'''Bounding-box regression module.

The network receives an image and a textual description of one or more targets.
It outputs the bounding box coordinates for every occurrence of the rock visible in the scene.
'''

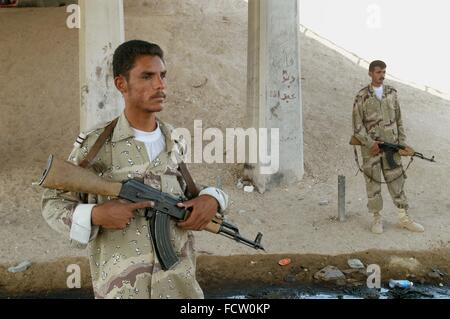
[432,268,446,277]
[236,178,244,189]
[427,270,442,279]
[284,274,296,283]
[314,265,346,282]
[8,260,32,273]
[342,268,362,275]
[319,199,329,206]
[244,185,254,193]
[347,258,365,269]
[192,76,208,88]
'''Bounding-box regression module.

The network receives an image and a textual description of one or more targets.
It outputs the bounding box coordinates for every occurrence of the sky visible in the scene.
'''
[299,0,449,94]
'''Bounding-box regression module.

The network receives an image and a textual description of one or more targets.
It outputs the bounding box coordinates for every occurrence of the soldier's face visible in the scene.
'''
[120,55,167,113]
[369,67,386,86]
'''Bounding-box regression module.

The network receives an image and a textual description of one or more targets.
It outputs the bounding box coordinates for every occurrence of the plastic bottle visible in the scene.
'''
[389,279,414,289]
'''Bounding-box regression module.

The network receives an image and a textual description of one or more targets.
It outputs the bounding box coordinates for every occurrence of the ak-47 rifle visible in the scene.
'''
[349,136,436,169]
[37,155,264,270]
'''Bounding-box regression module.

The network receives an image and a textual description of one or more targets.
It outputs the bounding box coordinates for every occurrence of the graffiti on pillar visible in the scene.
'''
[267,5,300,121]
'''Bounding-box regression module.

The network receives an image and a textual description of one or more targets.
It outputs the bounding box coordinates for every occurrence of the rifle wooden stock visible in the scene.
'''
[38,155,122,197]
[349,135,362,146]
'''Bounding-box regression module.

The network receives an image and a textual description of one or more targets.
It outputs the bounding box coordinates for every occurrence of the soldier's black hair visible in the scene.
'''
[113,40,165,79]
[369,60,387,72]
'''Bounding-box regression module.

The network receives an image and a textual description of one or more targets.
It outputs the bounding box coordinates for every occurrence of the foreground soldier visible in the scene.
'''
[352,60,424,234]
[42,40,229,298]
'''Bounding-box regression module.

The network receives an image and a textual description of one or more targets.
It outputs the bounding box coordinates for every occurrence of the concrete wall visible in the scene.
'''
[0,7,79,170]
[0,7,80,263]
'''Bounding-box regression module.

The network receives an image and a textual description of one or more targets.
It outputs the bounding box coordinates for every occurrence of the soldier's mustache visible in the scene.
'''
[151,92,166,99]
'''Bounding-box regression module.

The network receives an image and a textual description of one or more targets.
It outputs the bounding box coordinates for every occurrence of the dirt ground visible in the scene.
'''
[0,1,449,295]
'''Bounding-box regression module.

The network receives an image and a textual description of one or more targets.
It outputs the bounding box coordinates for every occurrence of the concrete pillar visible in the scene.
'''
[79,0,125,132]
[246,0,304,192]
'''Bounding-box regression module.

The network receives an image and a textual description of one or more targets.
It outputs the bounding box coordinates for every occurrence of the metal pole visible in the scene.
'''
[338,175,346,222]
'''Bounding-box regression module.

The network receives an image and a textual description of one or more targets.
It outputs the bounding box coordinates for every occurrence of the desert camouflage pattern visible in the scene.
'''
[352,84,408,213]
[42,112,204,299]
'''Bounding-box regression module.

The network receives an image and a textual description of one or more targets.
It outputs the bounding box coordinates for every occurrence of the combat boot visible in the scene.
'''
[398,208,424,232]
[371,212,383,234]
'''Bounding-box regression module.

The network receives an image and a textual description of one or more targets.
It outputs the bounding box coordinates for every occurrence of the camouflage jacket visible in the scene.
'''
[352,84,407,158]
[41,112,228,299]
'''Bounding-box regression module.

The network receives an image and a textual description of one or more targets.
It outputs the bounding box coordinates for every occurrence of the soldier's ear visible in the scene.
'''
[114,75,128,95]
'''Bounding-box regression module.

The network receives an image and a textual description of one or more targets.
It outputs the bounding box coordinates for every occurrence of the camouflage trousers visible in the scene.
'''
[362,153,409,214]
[89,217,204,299]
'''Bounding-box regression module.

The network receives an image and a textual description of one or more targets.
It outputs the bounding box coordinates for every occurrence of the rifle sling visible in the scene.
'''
[178,161,200,199]
[79,117,199,198]
[79,118,119,169]
[352,145,413,184]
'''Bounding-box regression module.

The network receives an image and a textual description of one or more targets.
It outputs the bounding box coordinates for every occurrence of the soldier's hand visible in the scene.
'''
[176,195,219,231]
[399,145,415,156]
[369,141,381,157]
[91,200,154,229]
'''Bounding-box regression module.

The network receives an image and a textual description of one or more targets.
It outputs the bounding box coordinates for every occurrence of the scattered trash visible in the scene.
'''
[314,266,345,282]
[278,258,292,266]
[238,209,246,214]
[389,279,414,289]
[439,283,444,287]
[319,199,329,206]
[8,260,32,273]
[347,259,365,269]
[244,185,254,193]
[250,261,257,265]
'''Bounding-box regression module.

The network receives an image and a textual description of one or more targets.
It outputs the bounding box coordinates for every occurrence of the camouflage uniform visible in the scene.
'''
[42,112,224,299]
[352,84,408,214]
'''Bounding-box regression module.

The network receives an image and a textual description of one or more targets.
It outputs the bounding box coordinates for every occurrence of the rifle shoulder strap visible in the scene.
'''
[79,117,119,169]
[178,161,200,199]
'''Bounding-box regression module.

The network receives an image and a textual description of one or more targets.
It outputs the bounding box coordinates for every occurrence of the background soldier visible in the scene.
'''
[42,40,229,298]
[352,60,424,234]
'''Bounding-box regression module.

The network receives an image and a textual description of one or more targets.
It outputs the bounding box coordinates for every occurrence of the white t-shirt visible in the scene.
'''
[131,124,166,162]
[373,85,383,100]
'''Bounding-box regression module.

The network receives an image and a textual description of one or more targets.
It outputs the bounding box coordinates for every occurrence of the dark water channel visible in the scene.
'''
[2,284,450,299]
